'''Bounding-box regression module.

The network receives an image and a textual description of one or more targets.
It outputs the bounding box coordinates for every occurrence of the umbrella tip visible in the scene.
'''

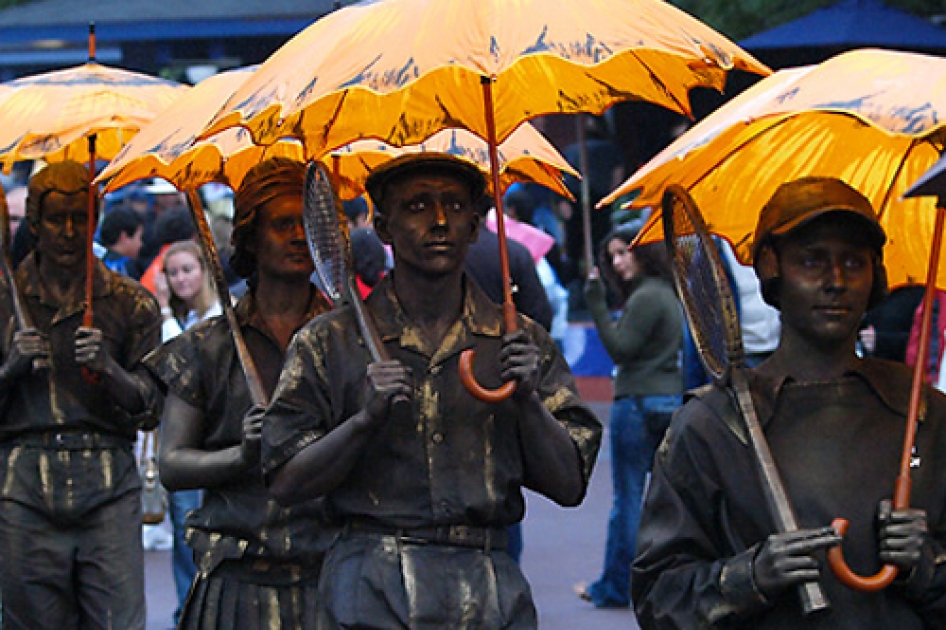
[88,22,96,62]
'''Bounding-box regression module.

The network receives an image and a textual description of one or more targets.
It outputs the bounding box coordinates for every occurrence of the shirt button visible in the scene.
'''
[429,365,442,375]
[432,432,444,444]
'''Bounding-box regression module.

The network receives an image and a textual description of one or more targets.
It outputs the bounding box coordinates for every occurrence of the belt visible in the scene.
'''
[12,430,131,450]
[213,557,321,587]
[345,520,508,552]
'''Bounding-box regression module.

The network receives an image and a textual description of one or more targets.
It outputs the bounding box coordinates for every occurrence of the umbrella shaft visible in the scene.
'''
[481,76,518,333]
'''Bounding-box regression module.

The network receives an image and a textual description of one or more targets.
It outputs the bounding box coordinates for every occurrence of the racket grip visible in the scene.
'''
[798,579,831,616]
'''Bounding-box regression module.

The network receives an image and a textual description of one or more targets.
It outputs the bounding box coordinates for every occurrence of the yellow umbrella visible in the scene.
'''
[98,67,578,198]
[0,60,187,173]
[602,47,946,592]
[600,48,946,290]
[196,0,769,400]
[200,0,768,154]
[328,127,578,200]
[0,28,188,381]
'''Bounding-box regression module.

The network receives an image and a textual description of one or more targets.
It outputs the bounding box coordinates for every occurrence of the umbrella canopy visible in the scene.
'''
[97,68,578,198]
[329,127,578,200]
[194,0,768,402]
[0,61,188,172]
[199,0,770,158]
[599,48,946,290]
[0,38,189,383]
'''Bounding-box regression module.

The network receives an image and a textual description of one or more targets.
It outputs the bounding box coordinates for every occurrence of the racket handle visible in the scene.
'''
[798,579,831,616]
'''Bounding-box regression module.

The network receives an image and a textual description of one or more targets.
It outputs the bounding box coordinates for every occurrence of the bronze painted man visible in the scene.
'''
[633,177,946,629]
[145,158,333,629]
[261,153,602,629]
[0,160,162,629]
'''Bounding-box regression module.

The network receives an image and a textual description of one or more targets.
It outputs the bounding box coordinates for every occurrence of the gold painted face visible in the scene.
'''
[36,191,89,268]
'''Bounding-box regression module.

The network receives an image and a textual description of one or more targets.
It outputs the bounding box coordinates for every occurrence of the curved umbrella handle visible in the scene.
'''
[827,518,898,591]
[460,76,522,404]
[459,349,517,403]
[827,201,946,592]
[460,298,519,402]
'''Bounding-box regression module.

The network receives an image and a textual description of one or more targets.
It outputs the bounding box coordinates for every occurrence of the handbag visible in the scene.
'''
[140,430,167,525]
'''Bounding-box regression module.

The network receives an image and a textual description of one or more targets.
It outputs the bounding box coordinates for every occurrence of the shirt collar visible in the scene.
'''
[236,284,332,335]
[19,251,115,308]
[369,272,504,360]
[752,354,919,424]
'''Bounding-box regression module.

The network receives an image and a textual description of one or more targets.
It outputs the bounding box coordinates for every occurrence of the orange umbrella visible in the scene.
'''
[98,68,578,199]
[600,48,946,290]
[328,127,578,201]
[199,0,769,400]
[603,47,946,593]
[200,0,768,153]
[0,27,188,383]
[0,60,187,173]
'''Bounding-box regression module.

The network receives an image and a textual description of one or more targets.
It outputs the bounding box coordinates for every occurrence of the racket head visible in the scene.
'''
[303,161,351,306]
[661,184,745,384]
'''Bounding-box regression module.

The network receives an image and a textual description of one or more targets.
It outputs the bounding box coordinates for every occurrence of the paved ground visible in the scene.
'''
[145,401,640,630]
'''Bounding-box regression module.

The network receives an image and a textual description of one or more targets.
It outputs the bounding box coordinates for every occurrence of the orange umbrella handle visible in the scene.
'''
[828,202,946,591]
[459,77,518,402]
[827,523,899,592]
[459,351,517,403]
[827,473,910,592]
[82,133,101,385]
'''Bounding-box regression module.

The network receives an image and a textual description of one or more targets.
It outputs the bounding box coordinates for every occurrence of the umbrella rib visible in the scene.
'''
[626,49,692,118]
[877,137,921,221]
[314,90,350,158]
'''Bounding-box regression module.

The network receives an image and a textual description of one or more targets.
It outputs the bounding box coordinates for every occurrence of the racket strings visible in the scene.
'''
[666,190,741,382]
[304,163,350,305]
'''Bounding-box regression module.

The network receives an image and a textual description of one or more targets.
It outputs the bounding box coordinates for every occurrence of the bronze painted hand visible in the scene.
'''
[753,527,841,600]
[500,329,541,402]
[364,360,413,426]
[7,328,50,377]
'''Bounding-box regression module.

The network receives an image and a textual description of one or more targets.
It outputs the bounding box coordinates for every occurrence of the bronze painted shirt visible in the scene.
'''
[0,252,161,441]
[261,274,601,529]
[633,358,946,629]
[145,287,333,564]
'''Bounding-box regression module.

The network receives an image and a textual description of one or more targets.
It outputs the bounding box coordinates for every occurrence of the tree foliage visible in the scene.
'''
[671,0,946,41]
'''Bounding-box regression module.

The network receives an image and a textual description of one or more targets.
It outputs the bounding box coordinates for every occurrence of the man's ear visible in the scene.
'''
[468,212,481,243]
[754,243,782,309]
[374,212,393,245]
[755,243,779,283]
[244,228,259,258]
